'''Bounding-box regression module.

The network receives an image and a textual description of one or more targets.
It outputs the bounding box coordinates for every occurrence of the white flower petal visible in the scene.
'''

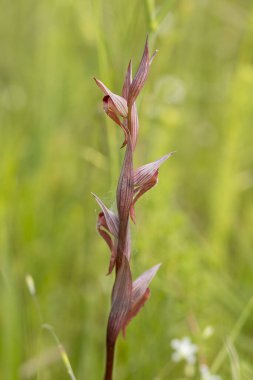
[171,352,181,362]
[186,354,196,364]
[199,364,222,380]
[171,339,181,349]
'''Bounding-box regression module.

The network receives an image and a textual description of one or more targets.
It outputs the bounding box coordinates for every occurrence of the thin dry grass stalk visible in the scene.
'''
[93,37,173,380]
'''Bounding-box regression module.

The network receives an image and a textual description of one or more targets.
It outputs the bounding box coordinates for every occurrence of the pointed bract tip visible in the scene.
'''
[149,263,162,275]
[93,77,101,88]
[163,151,176,160]
[145,35,149,51]
[120,140,127,149]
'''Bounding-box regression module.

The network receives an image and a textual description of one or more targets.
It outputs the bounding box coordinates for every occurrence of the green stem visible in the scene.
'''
[211,296,253,372]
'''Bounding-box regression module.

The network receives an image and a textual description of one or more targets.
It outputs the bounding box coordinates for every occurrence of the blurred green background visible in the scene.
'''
[1,0,253,379]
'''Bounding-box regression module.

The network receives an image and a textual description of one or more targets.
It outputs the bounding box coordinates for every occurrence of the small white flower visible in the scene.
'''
[171,336,198,364]
[200,364,222,380]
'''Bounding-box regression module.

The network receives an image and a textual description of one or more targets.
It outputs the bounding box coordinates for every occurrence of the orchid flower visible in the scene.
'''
[93,37,173,380]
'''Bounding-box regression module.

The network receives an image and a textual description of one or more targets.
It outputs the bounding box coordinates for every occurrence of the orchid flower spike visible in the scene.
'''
[93,37,173,380]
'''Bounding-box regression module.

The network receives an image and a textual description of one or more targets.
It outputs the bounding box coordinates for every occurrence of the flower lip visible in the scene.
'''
[94,77,128,117]
[92,192,119,237]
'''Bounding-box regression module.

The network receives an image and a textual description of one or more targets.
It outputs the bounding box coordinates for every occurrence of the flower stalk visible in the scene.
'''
[93,37,173,380]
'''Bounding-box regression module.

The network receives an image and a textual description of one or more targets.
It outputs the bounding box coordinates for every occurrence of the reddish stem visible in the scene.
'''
[104,91,133,380]
[104,338,116,380]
